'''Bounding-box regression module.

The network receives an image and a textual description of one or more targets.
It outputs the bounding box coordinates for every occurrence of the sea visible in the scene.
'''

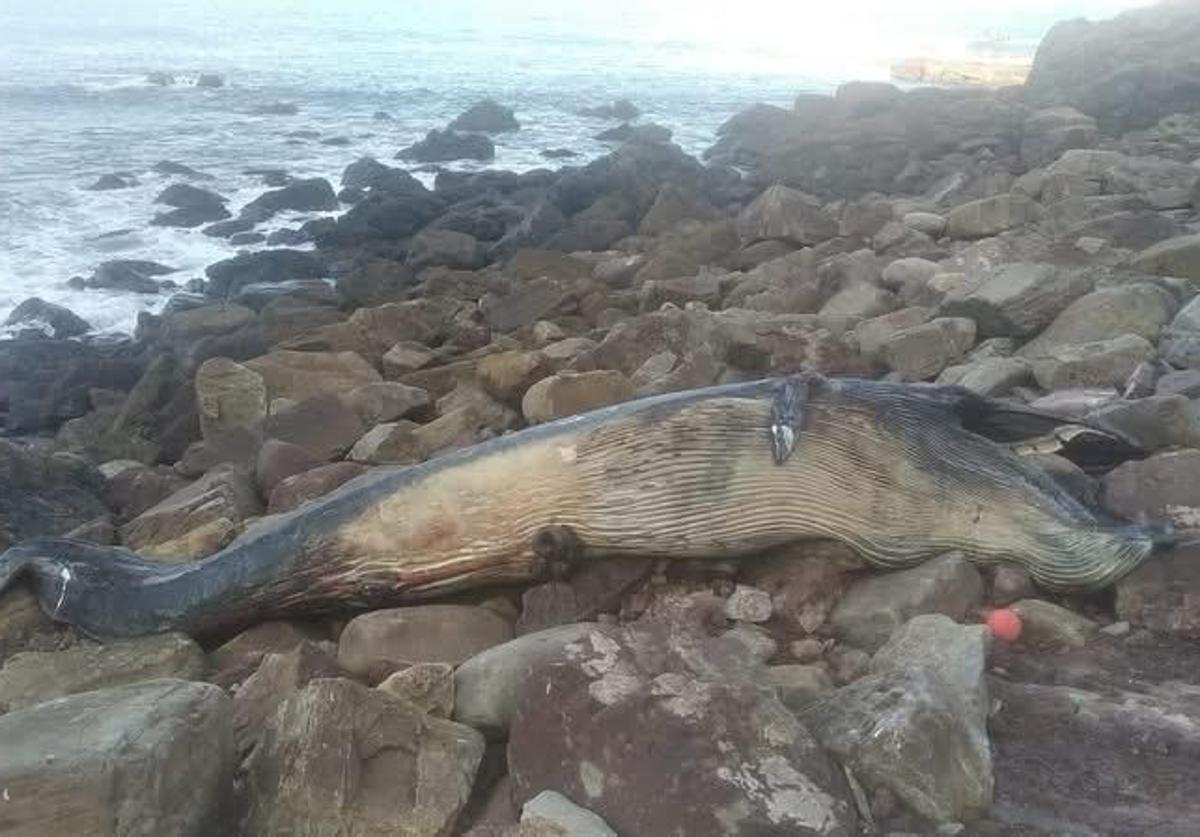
[0,0,1144,334]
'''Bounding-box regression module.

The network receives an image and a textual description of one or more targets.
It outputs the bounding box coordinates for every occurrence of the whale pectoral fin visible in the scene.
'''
[769,371,827,464]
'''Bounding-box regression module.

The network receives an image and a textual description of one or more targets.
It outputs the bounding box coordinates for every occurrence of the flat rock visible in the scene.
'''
[830,554,984,651]
[945,194,1041,240]
[521,369,635,423]
[246,677,484,837]
[938,262,1091,339]
[244,349,380,402]
[339,605,515,684]
[881,317,976,381]
[1017,283,1177,358]
[120,465,261,559]
[0,679,234,836]
[1103,449,1200,526]
[268,461,366,513]
[1028,333,1157,391]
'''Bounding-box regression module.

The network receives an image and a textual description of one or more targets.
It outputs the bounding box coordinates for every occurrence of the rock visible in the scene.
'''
[268,461,366,513]
[1115,544,1200,638]
[0,633,204,712]
[724,585,774,623]
[768,664,836,713]
[1029,333,1157,391]
[120,465,261,559]
[988,564,1035,607]
[240,177,338,221]
[1132,233,1200,281]
[0,679,234,836]
[0,585,60,663]
[1020,107,1097,168]
[232,640,342,753]
[383,341,436,377]
[207,620,328,687]
[342,381,430,426]
[519,791,617,837]
[801,615,991,823]
[85,258,176,293]
[205,249,325,299]
[593,122,671,143]
[945,194,1042,240]
[738,184,838,246]
[740,542,862,634]
[194,357,267,440]
[153,160,213,179]
[152,184,230,227]
[258,393,367,461]
[449,99,519,132]
[516,559,652,636]
[1087,394,1200,452]
[1023,1,1200,133]
[252,101,299,115]
[339,605,515,684]
[881,317,976,381]
[1161,295,1200,368]
[341,156,426,194]
[854,306,932,359]
[902,212,946,238]
[85,172,135,190]
[508,625,856,836]
[253,438,321,496]
[1103,449,1200,526]
[243,349,380,402]
[453,623,601,736]
[938,262,1091,339]
[1009,599,1097,649]
[410,227,487,270]
[483,277,568,333]
[378,662,455,718]
[881,257,939,292]
[581,99,640,120]
[246,678,484,837]
[1157,368,1200,398]
[521,370,635,423]
[830,554,984,651]
[817,281,897,333]
[475,350,550,404]
[4,297,92,338]
[347,420,422,465]
[1018,283,1177,358]
[399,129,495,163]
[638,182,719,236]
[939,357,1033,397]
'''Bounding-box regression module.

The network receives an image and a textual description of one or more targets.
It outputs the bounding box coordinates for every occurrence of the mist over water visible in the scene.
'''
[0,0,1144,333]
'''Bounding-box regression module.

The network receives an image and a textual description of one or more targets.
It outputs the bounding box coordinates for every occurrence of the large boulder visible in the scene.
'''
[0,679,234,836]
[245,677,484,837]
[194,357,267,440]
[938,262,1091,339]
[205,249,326,298]
[521,370,635,423]
[341,156,427,195]
[152,184,230,227]
[1028,333,1158,390]
[1017,283,1178,358]
[944,194,1042,240]
[737,184,839,246]
[4,297,91,339]
[243,349,380,402]
[240,177,338,221]
[508,624,857,836]
[1132,233,1200,281]
[449,98,519,132]
[1019,106,1098,168]
[0,440,107,548]
[1023,1,1200,133]
[399,129,495,163]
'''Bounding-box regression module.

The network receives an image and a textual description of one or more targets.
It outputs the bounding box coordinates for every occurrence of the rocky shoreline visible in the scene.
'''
[4,3,1200,835]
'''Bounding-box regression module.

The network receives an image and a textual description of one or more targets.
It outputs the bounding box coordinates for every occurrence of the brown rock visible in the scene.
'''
[740,541,862,634]
[477,350,551,404]
[348,420,423,465]
[120,465,261,558]
[738,184,839,246]
[232,640,342,754]
[881,317,977,380]
[382,340,437,377]
[246,678,485,837]
[1017,284,1178,359]
[341,380,431,425]
[516,558,653,635]
[1010,599,1097,649]
[377,661,455,718]
[194,357,267,440]
[521,370,635,423]
[208,620,330,688]
[1087,395,1200,452]
[1116,545,1200,638]
[338,605,515,684]
[0,585,60,664]
[484,277,569,333]
[938,262,1092,339]
[268,461,367,513]
[244,349,381,402]
[260,393,367,461]
[1103,449,1200,526]
[1028,334,1157,390]
[254,438,321,496]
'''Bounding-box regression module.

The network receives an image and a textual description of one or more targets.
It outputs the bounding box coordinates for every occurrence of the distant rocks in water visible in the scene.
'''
[286,129,321,140]
[540,148,579,159]
[203,217,256,239]
[244,168,292,188]
[239,177,338,222]
[448,98,519,132]
[373,110,394,121]
[1024,0,1200,133]
[230,232,267,246]
[320,136,351,147]
[594,122,672,143]
[252,101,300,116]
[204,249,326,298]
[85,173,137,191]
[152,160,214,180]
[152,183,231,228]
[146,71,175,86]
[196,73,224,88]
[74,259,176,294]
[397,129,495,163]
[4,297,92,339]
[147,72,225,89]
[340,156,425,196]
[580,98,641,120]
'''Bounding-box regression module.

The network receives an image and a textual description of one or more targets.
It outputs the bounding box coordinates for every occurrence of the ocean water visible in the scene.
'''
[0,0,1143,334]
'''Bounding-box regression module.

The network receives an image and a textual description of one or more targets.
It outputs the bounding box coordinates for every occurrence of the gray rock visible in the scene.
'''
[1102,449,1200,527]
[1018,284,1177,359]
[881,317,976,381]
[232,640,342,754]
[902,212,946,238]
[378,661,455,718]
[854,306,932,359]
[938,262,1092,339]
[830,554,984,651]
[1132,233,1200,280]
[1087,394,1200,451]
[768,664,836,713]
[945,194,1041,240]
[520,791,618,837]
[1009,599,1097,648]
[4,297,92,338]
[1020,106,1097,168]
[738,184,839,246]
[1116,544,1200,638]
[938,357,1033,397]
[1028,333,1158,391]
[0,679,234,836]
[1160,295,1200,367]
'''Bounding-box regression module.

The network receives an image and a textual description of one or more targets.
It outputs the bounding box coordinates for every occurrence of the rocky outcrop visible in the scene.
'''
[399,129,496,163]
[450,99,520,132]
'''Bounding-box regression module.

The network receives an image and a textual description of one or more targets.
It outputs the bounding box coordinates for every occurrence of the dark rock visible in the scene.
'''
[205,249,325,298]
[156,183,227,211]
[1020,106,1098,168]
[517,558,653,635]
[594,122,672,143]
[260,393,366,462]
[1116,544,1200,638]
[202,217,255,238]
[240,177,337,222]
[267,461,366,514]
[540,148,578,159]
[232,640,342,754]
[340,156,426,195]
[228,231,265,245]
[85,173,135,190]
[581,99,640,120]
[326,189,446,245]
[152,160,213,180]
[1102,449,1200,526]
[86,259,176,293]
[408,228,486,270]
[4,297,91,338]
[0,440,107,546]
[254,438,321,497]
[1086,395,1200,452]
[449,98,520,132]
[399,129,495,163]
[207,620,329,688]
[196,73,224,88]
[938,262,1091,339]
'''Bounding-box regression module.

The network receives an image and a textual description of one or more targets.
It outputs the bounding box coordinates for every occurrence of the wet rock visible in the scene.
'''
[341,156,425,195]
[738,184,839,246]
[194,357,267,440]
[521,369,635,423]
[938,262,1091,339]
[246,678,484,837]
[85,258,176,293]
[1009,599,1097,649]
[0,679,234,836]
[509,625,856,836]
[399,129,495,163]
[0,440,108,544]
[240,177,338,221]
[1103,449,1200,526]
[1116,544,1200,638]
[880,317,976,380]
[453,623,602,736]
[520,791,617,837]
[203,217,255,238]
[153,160,213,179]
[768,664,836,713]
[1028,333,1157,390]
[378,661,455,718]
[1087,394,1200,451]
[945,194,1041,240]
[410,227,487,270]
[205,249,325,298]
[243,349,380,402]
[830,554,984,651]
[120,465,261,559]
[801,615,991,823]
[232,640,341,754]
[267,461,366,513]
[0,632,204,712]
[339,605,515,684]
[449,98,519,132]
[4,297,91,339]
[85,172,136,190]
[152,184,230,227]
